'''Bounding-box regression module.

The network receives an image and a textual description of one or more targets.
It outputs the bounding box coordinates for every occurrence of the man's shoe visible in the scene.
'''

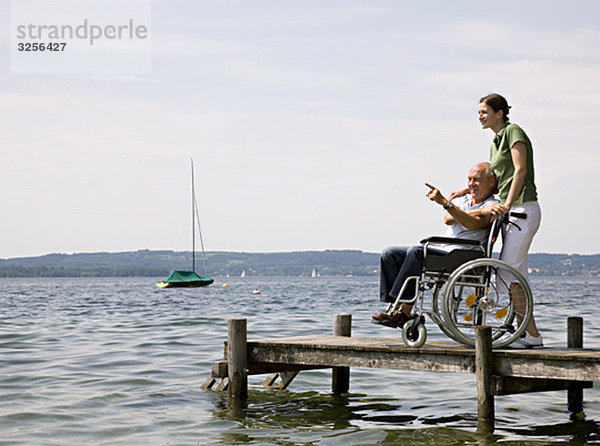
[371,312,390,323]
[371,311,409,328]
[511,332,543,349]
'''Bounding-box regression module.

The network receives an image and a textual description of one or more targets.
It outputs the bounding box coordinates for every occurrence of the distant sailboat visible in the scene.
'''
[241,270,246,278]
[157,159,214,288]
[311,269,317,277]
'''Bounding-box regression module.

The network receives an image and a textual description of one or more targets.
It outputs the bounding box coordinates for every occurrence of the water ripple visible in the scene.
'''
[1,276,599,444]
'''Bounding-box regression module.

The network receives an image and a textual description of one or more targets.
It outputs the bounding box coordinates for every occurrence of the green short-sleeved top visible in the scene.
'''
[489,122,538,205]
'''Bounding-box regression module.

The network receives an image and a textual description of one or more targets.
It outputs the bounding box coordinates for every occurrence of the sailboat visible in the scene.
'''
[157,159,214,288]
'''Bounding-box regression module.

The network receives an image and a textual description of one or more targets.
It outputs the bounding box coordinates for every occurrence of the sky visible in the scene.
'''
[1,0,599,259]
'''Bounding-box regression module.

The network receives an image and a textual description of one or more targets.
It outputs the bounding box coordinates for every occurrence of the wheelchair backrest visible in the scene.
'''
[422,215,500,276]
[421,211,510,277]
[424,248,484,274]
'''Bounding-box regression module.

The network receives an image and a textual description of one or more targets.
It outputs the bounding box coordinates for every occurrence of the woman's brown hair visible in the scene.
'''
[480,93,511,122]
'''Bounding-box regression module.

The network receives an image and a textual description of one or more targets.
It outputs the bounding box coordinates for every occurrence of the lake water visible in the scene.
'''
[1,275,600,445]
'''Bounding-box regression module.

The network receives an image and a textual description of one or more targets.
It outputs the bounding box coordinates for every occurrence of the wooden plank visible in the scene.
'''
[260,371,300,390]
[216,377,229,391]
[200,376,217,390]
[210,359,330,376]
[247,337,476,374]
[245,335,600,382]
[493,355,600,381]
[493,376,593,396]
[201,376,229,391]
[211,360,228,378]
[261,373,280,388]
[248,362,328,375]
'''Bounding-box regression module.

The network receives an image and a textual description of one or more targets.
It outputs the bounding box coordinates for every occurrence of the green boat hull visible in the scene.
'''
[157,271,214,288]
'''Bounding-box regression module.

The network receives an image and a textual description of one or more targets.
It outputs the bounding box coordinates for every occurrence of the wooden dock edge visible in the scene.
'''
[203,315,593,433]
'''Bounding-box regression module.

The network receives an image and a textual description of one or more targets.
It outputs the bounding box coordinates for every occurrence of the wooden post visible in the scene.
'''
[567,317,584,415]
[332,313,351,394]
[228,318,248,401]
[475,326,494,434]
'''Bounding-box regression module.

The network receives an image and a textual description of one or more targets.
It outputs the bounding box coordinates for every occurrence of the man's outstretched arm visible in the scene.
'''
[425,183,494,230]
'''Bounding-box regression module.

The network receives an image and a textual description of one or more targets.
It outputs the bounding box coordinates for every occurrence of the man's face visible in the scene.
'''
[468,166,495,203]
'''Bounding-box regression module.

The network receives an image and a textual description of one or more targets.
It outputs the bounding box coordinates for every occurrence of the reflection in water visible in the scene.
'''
[503,419,600,444]
[211,389,511,444]
[210,376,600,444]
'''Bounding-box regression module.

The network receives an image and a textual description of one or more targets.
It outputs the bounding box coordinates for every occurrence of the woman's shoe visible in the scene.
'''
[511,332,543,349]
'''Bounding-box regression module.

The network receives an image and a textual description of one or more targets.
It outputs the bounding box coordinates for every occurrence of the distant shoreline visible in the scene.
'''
[4,249,599,260]
[0,250,598,278]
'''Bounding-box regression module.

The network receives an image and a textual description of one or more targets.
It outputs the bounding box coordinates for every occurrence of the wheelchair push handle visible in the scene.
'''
[508,211,527,220]
[488,210,527,253]
[498,211,527,231]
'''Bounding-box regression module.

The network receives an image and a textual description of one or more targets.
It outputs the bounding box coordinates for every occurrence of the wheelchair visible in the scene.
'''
[385,212,533,349]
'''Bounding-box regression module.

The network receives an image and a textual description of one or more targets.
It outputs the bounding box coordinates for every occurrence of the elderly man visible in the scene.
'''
[372,162,499,328]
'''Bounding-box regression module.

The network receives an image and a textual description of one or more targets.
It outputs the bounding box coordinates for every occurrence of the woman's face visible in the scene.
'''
[478,102,504,131]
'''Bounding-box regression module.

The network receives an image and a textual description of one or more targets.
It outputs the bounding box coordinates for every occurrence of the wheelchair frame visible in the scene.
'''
[385,213,534,348]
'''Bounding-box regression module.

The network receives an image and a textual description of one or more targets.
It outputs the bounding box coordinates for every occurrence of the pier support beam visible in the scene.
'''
[475,326,494,434]
[332,313,351,394]
[228,318,248,402]
[568,316,584,416]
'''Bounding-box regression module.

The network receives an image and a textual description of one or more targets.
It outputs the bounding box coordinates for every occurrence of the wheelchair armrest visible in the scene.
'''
[419,236,482,247]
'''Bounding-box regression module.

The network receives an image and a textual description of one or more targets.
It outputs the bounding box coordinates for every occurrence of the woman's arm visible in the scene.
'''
[448,187,469,201]
[486,141,528,219]
[504,141,528,208]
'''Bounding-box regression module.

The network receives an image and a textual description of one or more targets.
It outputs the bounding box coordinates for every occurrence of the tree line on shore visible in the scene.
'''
[0,250,598,278]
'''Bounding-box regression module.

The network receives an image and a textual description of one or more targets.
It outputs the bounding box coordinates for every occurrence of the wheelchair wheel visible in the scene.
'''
[440,258,533,348]
[402,317,427,348]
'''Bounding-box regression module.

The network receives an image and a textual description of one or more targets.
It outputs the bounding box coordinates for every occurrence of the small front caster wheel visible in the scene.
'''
[402,318,427,348]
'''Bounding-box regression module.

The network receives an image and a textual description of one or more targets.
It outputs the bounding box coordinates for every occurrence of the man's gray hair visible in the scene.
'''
[480,162,495,178]
[477,161,498,193]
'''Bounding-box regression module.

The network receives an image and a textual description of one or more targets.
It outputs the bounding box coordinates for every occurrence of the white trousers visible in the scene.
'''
[499,200,542,282]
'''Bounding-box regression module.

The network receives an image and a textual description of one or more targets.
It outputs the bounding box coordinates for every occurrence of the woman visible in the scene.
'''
[452,93,542,348]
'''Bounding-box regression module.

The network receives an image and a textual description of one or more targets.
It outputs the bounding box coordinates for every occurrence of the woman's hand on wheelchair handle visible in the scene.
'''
[487,203,510,220]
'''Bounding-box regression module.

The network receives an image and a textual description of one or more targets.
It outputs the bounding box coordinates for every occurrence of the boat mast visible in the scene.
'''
[191,157,210,277]
[191,158,196,273]
[194,181,210,276]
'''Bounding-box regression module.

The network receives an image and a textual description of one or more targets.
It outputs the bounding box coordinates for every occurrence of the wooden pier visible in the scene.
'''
[203,315,599,433]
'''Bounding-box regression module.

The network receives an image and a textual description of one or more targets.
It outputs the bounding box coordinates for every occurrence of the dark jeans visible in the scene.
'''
[379,245,447,303]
